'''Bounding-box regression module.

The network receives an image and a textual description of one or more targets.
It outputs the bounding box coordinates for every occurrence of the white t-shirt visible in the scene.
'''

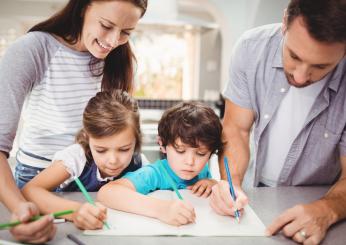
[260,80,327,186]
[53,144,114,189]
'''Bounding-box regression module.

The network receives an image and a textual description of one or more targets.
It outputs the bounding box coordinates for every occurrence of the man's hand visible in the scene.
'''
[187,179,217,198]
[266,200,336,245]
[9,202,56,244]
[209,180,248,216]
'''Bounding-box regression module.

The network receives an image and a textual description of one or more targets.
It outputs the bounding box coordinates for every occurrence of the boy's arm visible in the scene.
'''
[22,161,82,220]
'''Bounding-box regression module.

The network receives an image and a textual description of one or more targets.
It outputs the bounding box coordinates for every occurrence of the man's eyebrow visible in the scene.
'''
[288,47,331,67]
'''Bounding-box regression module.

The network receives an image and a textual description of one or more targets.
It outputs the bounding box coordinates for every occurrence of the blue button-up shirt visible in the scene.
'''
[223,23,346,186]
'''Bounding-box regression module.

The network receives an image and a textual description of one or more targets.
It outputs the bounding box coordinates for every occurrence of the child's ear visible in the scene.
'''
[157,137,167,154]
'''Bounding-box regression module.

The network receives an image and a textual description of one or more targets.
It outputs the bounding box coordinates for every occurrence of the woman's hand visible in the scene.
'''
[10,202,56,244]
[72,202,107,230]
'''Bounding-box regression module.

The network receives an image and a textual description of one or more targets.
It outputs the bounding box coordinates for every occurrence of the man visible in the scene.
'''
[210,0,346,244]
[0,153,56,243]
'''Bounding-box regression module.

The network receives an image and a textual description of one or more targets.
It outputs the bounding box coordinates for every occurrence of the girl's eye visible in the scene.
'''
[119,148,130,152]
[101,23,112,30]
[314,65,327,70]
[121,30,131,36]
[96,150,106,154]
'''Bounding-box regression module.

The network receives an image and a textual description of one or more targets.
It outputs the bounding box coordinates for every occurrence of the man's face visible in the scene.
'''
[282,16,345,88]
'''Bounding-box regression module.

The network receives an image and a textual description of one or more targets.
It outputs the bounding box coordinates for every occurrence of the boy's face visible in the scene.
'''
[161,138,212,180]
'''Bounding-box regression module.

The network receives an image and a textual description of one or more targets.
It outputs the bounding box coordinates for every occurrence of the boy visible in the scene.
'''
[98,102,223,226]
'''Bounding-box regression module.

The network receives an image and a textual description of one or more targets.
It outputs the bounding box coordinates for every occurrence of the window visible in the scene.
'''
[132,25,200,100]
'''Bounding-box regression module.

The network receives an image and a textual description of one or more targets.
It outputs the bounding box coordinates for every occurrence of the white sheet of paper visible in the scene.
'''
[84,190,266,236]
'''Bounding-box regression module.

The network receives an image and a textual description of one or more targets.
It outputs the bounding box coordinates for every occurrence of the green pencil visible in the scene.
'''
[74,177,111,229]
[0,209,74,230]
[160,160,183,200]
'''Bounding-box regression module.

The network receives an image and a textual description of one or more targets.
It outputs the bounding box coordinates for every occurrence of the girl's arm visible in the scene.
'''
[22,161,106,230]
[22,161,80,218]
[97,179,196,226]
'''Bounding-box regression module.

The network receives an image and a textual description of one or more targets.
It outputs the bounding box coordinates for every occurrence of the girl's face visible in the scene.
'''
[79,1,142,59]
[161,138,212,180]
[89,126,136,178]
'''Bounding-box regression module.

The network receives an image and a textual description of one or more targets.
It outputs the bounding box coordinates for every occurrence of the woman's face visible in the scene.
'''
[80,1,142,59]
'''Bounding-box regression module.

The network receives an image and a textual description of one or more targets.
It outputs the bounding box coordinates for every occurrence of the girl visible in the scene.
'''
[23,90,142,230]
[98,102,224,226]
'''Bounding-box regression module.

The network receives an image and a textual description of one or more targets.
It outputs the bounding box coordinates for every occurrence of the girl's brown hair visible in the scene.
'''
[158,102,224,156]
[29,0,148,92]
[76,90,141,160]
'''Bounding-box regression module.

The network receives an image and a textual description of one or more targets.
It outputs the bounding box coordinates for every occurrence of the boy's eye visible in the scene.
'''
[96,150,106,154]
[175,148,185,154]
[197,152,207,157]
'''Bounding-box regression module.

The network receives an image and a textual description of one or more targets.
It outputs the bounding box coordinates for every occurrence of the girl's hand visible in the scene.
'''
[187,179,217,197]
[72,202,107,230]
[158,200,196,226]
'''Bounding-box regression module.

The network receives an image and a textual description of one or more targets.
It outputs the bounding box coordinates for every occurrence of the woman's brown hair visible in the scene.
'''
[76,90,141,160]
[29,0,148,92]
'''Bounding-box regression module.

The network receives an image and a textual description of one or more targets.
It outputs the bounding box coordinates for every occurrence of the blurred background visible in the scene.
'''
[0,0,289,170]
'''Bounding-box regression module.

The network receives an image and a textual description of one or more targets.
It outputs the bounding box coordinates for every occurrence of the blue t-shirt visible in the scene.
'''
[124,159,211,195]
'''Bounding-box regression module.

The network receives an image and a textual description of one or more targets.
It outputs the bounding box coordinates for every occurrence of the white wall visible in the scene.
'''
[205,0,289,90]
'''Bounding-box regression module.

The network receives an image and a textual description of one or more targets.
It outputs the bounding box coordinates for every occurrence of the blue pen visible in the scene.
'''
[224,156,241,223]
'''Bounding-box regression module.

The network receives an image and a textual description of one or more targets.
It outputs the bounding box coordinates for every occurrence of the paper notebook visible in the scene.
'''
[84,190,266,236]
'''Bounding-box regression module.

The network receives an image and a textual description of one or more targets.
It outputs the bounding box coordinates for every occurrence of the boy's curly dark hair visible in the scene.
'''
[158,102,224,156]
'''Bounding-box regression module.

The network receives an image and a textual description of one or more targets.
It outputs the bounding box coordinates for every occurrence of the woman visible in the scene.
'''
[0,0,147,243]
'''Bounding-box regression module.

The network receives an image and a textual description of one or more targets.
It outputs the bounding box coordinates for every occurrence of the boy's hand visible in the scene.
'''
[159,200,196,226]
[10,202,56,244]
[73,202,107,230]
[187,179,217,198]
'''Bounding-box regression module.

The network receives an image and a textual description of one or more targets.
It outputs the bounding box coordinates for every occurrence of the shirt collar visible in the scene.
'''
[161,159,199,186]
[272,36,284,68]
[327,58,346,92]
[96,167,115,182]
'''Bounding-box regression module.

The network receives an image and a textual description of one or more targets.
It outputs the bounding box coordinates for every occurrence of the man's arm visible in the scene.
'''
[219,99,255,184]
[266,156,346,244]
[322,155,346,221]
[0,152,56,243]
[209,99,255,216]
